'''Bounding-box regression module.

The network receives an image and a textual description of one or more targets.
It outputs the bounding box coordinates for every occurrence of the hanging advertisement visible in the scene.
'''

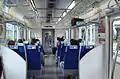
[98,24,105,44]
[98,25,105,33]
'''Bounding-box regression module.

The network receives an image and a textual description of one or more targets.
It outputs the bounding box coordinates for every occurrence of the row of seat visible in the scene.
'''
[56,41,94,76]
[8,41,43,72]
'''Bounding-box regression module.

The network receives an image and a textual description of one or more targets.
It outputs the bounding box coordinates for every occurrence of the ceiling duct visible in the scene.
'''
[46,0,56,22]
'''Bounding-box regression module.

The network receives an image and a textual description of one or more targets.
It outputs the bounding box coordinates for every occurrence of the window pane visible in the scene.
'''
[6,23,14,41]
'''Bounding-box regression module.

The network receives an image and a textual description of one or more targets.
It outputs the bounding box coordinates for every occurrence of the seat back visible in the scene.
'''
[23,41,29,45]
[26,45,41,70]
[17,43,26,60]
[64,45,79,69]
[85,45,94,53]
[80,45,94,59]
[8,44,26,60]
[57,42,62,57]
[8,45,19,53]
[60,43,66,62]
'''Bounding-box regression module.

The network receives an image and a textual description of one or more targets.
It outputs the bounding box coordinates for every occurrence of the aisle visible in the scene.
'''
[36,55,64,79]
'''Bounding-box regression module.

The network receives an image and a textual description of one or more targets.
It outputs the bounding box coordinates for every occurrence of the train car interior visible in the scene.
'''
[0,0,120,79]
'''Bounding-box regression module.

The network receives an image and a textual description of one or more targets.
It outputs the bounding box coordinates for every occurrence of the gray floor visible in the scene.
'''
[35,55,64,79]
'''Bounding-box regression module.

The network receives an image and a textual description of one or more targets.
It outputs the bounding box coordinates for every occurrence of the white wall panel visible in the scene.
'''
[79,44,106,79]
[0,45,27,79]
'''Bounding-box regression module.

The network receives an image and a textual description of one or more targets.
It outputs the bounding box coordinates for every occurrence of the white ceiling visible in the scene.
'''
[13,0,109,29]
[13,0,74,27]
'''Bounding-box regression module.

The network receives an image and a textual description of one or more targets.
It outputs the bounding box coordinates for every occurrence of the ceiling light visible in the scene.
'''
[30,0,36,9]
[62,12,67,17]
[29,0,36,12]
[58,18,61,22]
[29,3,35,12]
[68,1,75,10]
[56,22,58,24]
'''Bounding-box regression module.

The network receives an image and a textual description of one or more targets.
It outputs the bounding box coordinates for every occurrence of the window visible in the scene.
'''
[92,24,95,44]
[6,23,14,41]
[86,24,95,45]
[65,30,69,40]
[87,28,90,42]
[113,19,120,57]
[14,25,17,41]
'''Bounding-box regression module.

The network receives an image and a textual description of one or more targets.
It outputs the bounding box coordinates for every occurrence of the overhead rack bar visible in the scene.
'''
[36,8,71,10]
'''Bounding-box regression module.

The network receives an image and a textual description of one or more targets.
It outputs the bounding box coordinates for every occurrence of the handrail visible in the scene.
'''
[23,45,28,79]
[111,43,119,79]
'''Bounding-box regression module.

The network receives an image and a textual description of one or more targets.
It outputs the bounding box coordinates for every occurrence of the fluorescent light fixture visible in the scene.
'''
[62,12,67,17]
[30,0,36,9]
[67,9,70,12]
[67,1,75,12]
[58,18,61,22]
[30,3,35,12]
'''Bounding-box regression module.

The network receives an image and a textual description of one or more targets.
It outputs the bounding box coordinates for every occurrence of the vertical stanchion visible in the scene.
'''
[105,16,110,79]
[78,43,81,79]
[23,44,28,79]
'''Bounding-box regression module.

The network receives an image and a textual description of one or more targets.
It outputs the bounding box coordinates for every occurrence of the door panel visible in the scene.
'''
[42,29,55,54]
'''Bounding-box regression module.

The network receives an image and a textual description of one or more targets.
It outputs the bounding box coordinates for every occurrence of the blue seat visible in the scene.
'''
[8,44,26,60]
[85,45,94,53]
[56,42,62,62]
[26,45,41,70]
[64,45,79,69]
[17,43,26,60]
[40,45,45,55]
[23,41,29,45]
[80,45,94,59]
[8,45,19,53]
[60,43,66,62]
[80,45,86,59]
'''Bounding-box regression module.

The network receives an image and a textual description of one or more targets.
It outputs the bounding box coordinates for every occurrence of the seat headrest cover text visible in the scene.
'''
[27,45,36,49]
[69,45,78,49]
[17,43,24,46]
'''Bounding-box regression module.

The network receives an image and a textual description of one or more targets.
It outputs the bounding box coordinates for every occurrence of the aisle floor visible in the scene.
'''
[36,55,64,79]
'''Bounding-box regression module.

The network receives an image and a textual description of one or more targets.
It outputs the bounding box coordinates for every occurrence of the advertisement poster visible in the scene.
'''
[98,25,105,33]
[0,24,4,38]
[98,24,105,44]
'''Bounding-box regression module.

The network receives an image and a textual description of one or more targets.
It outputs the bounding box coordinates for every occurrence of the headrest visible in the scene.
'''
[61,41,64,44]
[17,43,24,46]
[64,43,68,46]
[36,41,40,44]
[69,45,78,49]
[64,42,70,46]
[35,43,38,46]
[9,45,18,49]
[86,45,94,49]
[38,46,41,48]
[27,45,36,49]
[23,41,29,44]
